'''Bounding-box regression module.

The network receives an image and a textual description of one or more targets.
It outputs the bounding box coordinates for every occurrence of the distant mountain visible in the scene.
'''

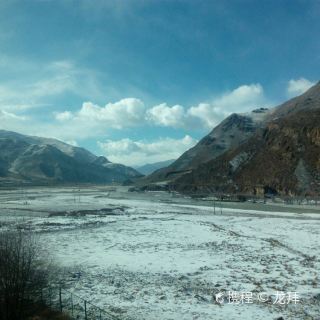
[0,130,142,185]
[135,159,175,175]
[139,81,320,196]
[171,82,320,196]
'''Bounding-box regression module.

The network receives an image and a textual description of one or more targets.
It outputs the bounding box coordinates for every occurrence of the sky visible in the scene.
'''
[0,0,319,166]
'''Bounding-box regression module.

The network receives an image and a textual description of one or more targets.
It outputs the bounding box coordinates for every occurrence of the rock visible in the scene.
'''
[194,294,209,302]
[313,293,320,301]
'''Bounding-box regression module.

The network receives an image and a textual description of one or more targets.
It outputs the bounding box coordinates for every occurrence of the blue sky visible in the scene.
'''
[0,0,319,166]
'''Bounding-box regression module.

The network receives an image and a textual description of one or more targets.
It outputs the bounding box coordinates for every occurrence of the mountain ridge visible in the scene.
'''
[135,159,175,175]
[0,130,142,185]
[141,108,270,184]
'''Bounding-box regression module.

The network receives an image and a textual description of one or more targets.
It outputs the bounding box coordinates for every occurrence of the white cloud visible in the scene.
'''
[49,83,267,140]
[188,84,266,128]
[187,103,223,128]
[146,103,185,128]
[64,140,78,147]
[79,98,145,128]
[98,135,198,166]
[214,84,263,109]
[287,78,315,97]
[143,84,266,130]
[0,110,26,120]
[55,111,73,121]
[55,98,146,132]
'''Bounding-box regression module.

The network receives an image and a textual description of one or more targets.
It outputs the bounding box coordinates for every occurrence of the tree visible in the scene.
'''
[0,229,49,320]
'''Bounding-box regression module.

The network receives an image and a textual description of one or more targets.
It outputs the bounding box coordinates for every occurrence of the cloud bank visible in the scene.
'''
[55,83,267,134]
[98,135,197,167]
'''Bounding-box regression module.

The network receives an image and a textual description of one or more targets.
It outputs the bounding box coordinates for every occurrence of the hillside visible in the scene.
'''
[172,108,320,196]
[0,130,142,185]
[140,81,320,196]
[143,108,269,183]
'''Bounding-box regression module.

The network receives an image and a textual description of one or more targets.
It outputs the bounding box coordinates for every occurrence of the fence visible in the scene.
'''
[34,286,127,320]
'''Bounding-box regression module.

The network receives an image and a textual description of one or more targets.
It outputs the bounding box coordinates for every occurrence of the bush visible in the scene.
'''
[0,229,50,320]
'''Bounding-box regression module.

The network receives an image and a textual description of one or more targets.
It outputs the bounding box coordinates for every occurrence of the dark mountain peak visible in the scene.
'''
[141,111,264,184]
[220,113,255,133]
[222,113,246,125]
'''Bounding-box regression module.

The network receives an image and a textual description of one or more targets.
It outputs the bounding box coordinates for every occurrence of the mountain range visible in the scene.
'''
[139,81,320,196]
[1,82,319,194]
[0,130,142,186]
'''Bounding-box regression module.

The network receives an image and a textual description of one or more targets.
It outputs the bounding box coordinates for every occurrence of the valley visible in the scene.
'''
[0,186,319,319]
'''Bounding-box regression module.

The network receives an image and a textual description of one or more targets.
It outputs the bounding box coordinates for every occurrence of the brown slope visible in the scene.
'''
[172,108,320,196]
[266,81,320,121]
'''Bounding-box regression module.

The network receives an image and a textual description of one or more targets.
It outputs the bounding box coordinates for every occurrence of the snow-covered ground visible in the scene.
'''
[0,187,319,319]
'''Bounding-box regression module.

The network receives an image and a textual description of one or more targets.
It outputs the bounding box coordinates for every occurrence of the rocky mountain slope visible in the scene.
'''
[266,81,320,121]
[140,81,320,196]
[0,130,142,185]
[173,108,320,196]
[143,108,270,183]
[171,82,320,196]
